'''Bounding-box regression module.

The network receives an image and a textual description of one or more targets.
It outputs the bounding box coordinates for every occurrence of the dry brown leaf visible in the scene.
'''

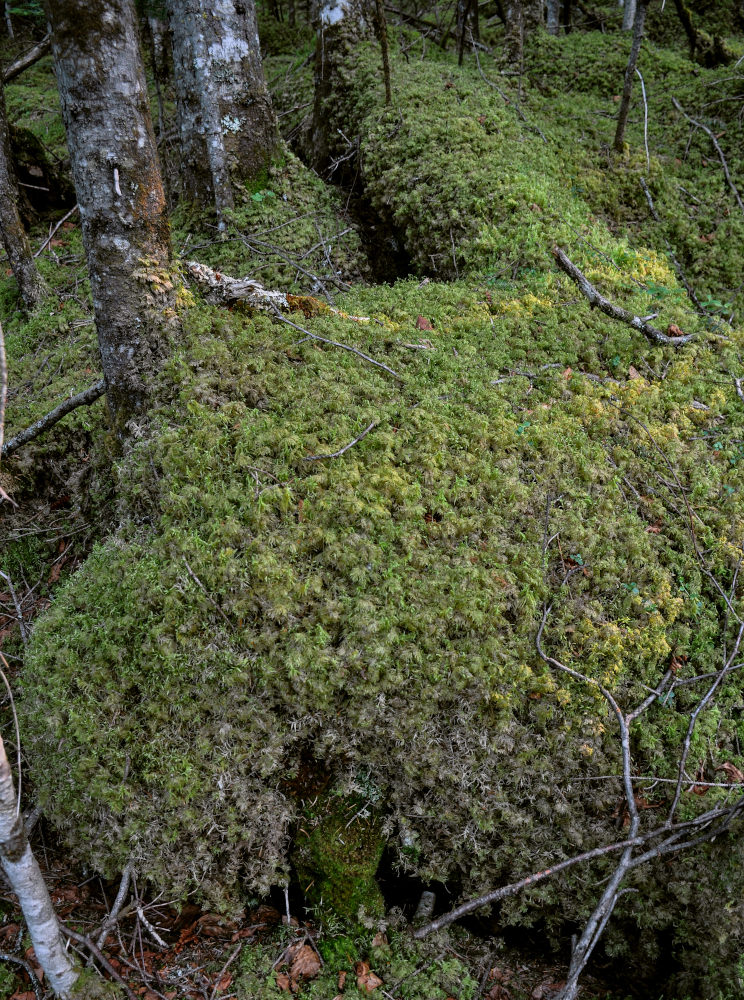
[715,762,744,784]
[628,365,641,380]
[355,960,384,992]
[338,970,347,991]
[371,931,388,948]
[667,323,686,337]
[289,944,322,982]
[275,971,291,992]
[415,315,434,331]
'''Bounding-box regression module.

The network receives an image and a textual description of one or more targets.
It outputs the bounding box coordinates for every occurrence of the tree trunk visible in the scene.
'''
[547,0,560,34]
[522,0,543,31]
[613,0,647,152]
[167,0,277,221]
[0,734,80,997]
[0,82,47,309]
[622,0,636,30]
[4,2,13,38]
[503,1,523,64]
[310,0,372,174]
[45,0,176,434]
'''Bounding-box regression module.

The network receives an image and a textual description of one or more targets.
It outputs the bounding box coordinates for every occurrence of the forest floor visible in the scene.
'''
[3,3,744,1000]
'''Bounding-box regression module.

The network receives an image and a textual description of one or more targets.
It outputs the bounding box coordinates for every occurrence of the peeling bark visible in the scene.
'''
[45,0,177,433]
[167,0,277,218]
[0,735,79,997]
[0,82,47,309]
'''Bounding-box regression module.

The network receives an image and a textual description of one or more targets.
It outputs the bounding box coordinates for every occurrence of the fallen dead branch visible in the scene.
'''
[1,379,106,460]
[3,35,51,84]
[304,421,379,461]
[184,259,402,381]
[672,97,744,216]
[61,924,138,1000]
[96,861,134,949]
[552,245,695,346]
[184,260,290,311]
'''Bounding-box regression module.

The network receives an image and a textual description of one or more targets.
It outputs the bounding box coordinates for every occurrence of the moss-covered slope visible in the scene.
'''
[8,15,744,999]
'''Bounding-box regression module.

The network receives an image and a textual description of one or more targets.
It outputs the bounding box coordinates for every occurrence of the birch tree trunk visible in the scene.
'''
[0,736,79,997]
[613,0,648,152]
[45,0,177,434]
[622,0,636,30]
[167,0,277,221]
[0,82,47,309]
[546,0,560,34]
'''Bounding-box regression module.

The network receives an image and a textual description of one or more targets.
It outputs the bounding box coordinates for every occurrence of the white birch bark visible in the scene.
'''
[0,736,79,997]
[546,0,560,34]
[622,0,637,30]
[168,0,276,219]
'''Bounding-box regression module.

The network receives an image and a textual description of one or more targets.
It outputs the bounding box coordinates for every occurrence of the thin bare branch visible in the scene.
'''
[1,379,106,459]
[672,97,744,216]
[552,246,694,346]
[304,421,379,461]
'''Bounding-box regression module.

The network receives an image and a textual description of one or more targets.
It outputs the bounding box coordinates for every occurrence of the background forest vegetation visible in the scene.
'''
[2,1,744,998]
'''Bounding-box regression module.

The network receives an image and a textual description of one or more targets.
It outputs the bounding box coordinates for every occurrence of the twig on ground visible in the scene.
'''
[96,861,134,949]
[34,205,79,258]
[209,943,243,1000]
[181,557,234,630]
[1,379,106,459]
[472,46,547,142]
[61,925,139,1000]
[552,245,694,346]
[639,177,707,315]
[672,97,744,215]
[0,572,27,647]
[0,950,43,1000]
[271,309,403,381]
[304,421,379,461]
[136,905,168,949]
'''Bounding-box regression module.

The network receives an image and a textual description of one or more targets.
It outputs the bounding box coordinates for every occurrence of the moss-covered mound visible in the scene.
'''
[20,251,744,985]
[11,16,744,1000]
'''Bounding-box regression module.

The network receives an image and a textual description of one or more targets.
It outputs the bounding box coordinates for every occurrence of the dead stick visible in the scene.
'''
[551,246,694,346]
[271,309,404,381]
[2,379,106,459]
[638,177,706,315]
[304,421,378,460]
[61,925,139,1000]
[672,97,744,215]
[34,204,79,259]
[3,35,51,83]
